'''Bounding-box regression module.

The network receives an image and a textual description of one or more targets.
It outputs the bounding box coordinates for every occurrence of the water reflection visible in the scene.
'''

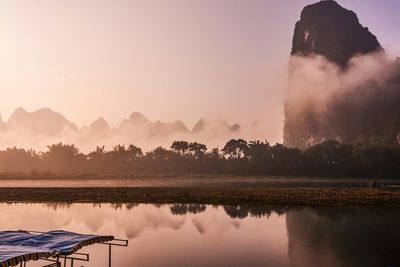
[170,204,207,215]
[223,205,287,219]
[286,208,400,267]
[0,203,399,267]
[0,203,289,267]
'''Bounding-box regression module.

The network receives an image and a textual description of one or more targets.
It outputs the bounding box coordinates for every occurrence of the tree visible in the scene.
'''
[222,139,248,159]
[302,140,353,176]
[88,146,106,161]
[42,143,84,171]
[188,142,207,158]
[109,144,128,161]
[0,147,40,172]
[207,148,222,160]
[127,145,143,161]
[146,147,174,160]
[171,141,189,156]
[245,140,271,160]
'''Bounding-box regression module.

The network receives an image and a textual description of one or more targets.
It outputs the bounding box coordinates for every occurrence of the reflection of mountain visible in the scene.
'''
[0,203,291,267]
[286,208,400,267]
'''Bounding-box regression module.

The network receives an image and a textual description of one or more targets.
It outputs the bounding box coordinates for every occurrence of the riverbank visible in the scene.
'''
[1,187,400,207]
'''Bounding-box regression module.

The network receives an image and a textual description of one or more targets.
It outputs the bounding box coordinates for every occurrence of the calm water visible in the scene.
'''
[1,177,399,188]
[0,203,399,267]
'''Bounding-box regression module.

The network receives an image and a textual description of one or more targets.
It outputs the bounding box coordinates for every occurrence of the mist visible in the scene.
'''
[0,111,278,153]
[2,51,399,153]
[284,51,400,148]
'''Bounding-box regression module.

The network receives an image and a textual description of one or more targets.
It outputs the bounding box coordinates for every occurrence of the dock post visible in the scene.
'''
[108,244,112,267]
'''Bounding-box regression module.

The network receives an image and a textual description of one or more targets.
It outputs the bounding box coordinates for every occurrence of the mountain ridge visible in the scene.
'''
[0,107,244,137]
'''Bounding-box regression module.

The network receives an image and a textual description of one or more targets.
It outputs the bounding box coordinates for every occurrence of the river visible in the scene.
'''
[0,203,399,267]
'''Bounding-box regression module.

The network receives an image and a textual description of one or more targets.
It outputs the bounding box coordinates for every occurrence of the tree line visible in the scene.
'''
[1,139,400,177]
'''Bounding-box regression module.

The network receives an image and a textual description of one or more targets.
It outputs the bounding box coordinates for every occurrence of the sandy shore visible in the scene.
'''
[1,187,400,207]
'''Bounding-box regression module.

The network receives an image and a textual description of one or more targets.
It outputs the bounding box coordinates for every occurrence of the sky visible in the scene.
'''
[0,0,399,141]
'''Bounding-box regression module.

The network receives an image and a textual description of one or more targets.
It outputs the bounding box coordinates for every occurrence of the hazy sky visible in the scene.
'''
[0,0,399,139]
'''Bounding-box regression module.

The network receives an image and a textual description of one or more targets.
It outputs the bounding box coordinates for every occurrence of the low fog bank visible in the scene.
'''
[0,111,280,152]
[284,51,400,148]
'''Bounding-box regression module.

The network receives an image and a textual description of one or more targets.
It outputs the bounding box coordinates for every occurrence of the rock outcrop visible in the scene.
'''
[291,0,382,67]
[284,0,400,148]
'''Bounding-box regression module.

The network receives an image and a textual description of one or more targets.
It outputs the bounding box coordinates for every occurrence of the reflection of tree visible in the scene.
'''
[223,206,287,219]
[170,204,207,215]
[286,208,400,267]
[125,203,139,210]
[45,203,71,210]
[44,203,138,211]
[223,206,249,219]
[110,203,139,210]
[248,206,286,218]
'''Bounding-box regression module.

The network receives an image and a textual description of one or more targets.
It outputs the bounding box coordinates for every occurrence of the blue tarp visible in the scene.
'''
[0,230,114,266]
[0,245,52,267]
[18,230,114,255]
[0,231,35,246]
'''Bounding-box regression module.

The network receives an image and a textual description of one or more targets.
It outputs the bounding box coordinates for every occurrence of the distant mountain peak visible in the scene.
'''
[192,117,240,133]
[129,112,149,122]
[192,118,206,133]
[6,107,78,136]
[0,115,4,131]
[86,117,112,138]
[14,107,27,112]
[231,123,241,132]
[0,107,258,147]
[35,107,53,113]
[90,117,110,130]
[9,107,28,120]
[173,120,188,129]
[119,112,190,137]
[169,120,189,132]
